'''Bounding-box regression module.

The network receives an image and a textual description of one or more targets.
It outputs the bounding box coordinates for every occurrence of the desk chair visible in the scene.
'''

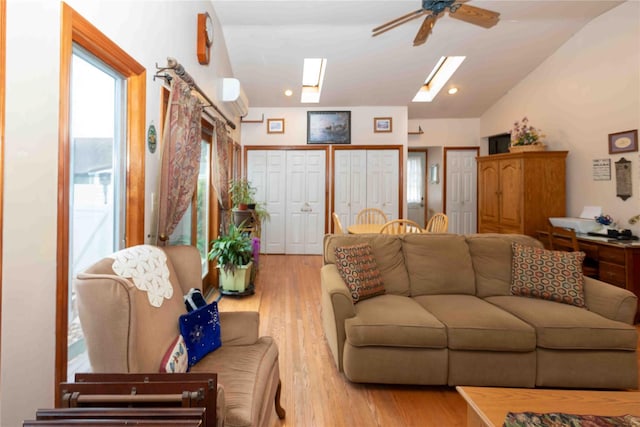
[548,225,599,279]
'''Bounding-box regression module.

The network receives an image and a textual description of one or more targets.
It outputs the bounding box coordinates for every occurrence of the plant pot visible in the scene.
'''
[509,143,546,153]
[247,203,256,210]
[218,262,253,292]
[237,203,249,210]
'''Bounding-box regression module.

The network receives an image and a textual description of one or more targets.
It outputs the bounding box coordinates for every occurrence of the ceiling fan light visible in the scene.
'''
[413,56,465,102]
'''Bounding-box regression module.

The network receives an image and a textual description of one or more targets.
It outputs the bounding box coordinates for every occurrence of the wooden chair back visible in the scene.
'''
[547,225,599,278]
[356,208,388,225]
[380,219,424,235]
[332,212,344,234]
[426,213,448,233]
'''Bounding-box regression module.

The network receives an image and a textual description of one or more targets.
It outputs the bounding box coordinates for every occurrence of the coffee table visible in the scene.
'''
[456,386,640,427]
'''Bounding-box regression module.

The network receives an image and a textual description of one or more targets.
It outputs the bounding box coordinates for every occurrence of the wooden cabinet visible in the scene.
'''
[477,151,568,236]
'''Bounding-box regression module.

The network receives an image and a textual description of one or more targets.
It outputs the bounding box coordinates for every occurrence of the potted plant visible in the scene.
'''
[509,116,546,152]
[208,222,254,293]
[229,178,257,227]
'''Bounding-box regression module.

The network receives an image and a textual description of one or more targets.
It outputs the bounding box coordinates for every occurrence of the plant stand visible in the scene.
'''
[220,283,255,297]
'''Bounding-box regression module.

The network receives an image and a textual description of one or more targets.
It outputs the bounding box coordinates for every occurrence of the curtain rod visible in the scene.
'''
[154,57,237,130]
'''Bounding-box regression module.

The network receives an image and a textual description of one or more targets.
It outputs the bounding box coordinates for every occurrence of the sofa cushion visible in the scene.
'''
[324,234,410,296]
[414,295,536,352]
[511,242,586,308]
[179,301,222,367]
[335,243,386,303]
[466,234,543,297]
[345,294,447,348]
[159,335,188,373]
[486,296,638,351]
[402,234,476,296]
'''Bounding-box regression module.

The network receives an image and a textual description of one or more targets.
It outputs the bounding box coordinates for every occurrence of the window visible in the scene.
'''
[57,3,146,390]
[407,155,424,204]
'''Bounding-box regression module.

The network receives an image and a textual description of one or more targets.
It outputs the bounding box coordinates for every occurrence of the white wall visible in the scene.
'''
[1,1,237,425]
[480,2,640,234]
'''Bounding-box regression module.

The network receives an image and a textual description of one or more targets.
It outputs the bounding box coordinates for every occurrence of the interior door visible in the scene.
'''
[407,151,426,227]
[366,150,399,220]
[334,150,366,230]
[285,150,326,254]
[446,149,478,234]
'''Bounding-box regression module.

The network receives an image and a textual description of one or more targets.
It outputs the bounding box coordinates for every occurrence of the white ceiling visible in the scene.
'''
[212,0,623,119]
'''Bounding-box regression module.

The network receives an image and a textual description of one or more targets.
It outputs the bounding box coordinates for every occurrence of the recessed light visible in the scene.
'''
[448,87,458,95]
[284,89,293,97]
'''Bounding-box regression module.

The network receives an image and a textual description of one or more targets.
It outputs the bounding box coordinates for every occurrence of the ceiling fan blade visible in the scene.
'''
[372,9,427,37]
[413,14,437,46]
[449,4,500,28]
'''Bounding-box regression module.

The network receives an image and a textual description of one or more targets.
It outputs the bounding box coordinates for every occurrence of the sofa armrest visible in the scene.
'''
[320,264,356,372]
[219,311,259,346]
[583,277,638,324]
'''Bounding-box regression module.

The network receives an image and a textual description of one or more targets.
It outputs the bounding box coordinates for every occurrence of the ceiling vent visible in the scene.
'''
[220,78,249,117]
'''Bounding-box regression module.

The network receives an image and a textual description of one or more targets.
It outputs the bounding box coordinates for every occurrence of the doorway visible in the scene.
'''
[407,150,427,228]
[444,147,479,234]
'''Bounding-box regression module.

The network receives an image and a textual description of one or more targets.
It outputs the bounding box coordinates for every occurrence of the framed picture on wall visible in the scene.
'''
[307,111,351,144]
[267,118,285,134]
[374,117,392,133]
[608,129,638,154]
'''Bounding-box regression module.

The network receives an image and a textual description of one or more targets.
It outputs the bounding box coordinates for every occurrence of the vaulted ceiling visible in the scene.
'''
[212,0,623,118]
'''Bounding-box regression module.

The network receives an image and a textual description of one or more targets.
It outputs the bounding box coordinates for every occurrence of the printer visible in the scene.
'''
[549,206,603,234]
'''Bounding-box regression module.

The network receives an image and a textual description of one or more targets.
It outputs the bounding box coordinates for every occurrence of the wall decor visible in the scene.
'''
[615,157,632,201]
[608,129,637,154]
[267,118,285,134]
[374,117,392,133]
[147,122,157,154]
[592,159,611,181]
[307,111,351,144]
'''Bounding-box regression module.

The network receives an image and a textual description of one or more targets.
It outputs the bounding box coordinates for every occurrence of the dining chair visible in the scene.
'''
[356,208,388,225]
[425,213,448,233]
[380,219,424,235]
[548,225,599,278]
[332,212,345,234]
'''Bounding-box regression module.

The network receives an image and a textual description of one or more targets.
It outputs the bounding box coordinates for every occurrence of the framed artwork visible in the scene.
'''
[267,118,285,134]
[374,117,392,133]
[608,129,637,154]
[307,111,351,144]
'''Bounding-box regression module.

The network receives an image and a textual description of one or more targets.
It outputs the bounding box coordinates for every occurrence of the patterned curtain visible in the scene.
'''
[212,118,231,231]
[157,76,202,244]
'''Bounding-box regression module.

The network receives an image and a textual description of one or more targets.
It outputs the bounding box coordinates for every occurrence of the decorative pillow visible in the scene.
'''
[179,301,222,367]
[335,243,386,303]
[510,242,586,308]
[159,335,188,373]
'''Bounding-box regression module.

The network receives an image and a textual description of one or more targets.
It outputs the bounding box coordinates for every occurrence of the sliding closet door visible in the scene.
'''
[334,150,366,229]
[285,150,326,254]
[367,150,399,220]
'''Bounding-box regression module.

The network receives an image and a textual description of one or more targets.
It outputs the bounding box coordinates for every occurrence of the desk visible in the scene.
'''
[538,231,640,323]
[347,224,383,234]
[457,386,640,427]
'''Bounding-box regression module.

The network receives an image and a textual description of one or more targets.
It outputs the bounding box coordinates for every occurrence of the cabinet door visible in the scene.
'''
[478,160,500,227]
[499,158,522,230]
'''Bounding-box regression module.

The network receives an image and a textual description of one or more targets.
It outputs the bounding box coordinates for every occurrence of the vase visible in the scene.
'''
[509,143,546,153]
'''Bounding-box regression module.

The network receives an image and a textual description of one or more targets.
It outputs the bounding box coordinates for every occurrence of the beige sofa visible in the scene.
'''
[321,233,638,389]
[74,244,284,427]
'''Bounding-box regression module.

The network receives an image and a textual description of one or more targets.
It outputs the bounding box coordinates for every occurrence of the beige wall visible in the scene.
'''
[1,1,237,425]
[480,1,640,234]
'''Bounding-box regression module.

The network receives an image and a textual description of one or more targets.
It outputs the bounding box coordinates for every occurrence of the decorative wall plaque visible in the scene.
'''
[615,157,632,201]
[592,159,611,181]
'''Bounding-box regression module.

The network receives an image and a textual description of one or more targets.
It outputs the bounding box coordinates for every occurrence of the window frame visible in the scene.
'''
[56,3,146,395]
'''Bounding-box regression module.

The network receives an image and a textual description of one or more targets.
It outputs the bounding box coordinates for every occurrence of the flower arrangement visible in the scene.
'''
[595,214,614,226]
[510,117,545,146]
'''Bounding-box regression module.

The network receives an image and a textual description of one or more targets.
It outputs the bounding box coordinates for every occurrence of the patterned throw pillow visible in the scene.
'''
[179,301,222,367]
[159,335,188,373]
[335,243,385,303]
[510,242,586,308]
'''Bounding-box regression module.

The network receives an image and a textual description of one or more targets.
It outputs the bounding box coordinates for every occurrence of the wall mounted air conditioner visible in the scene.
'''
[220,78,249,117]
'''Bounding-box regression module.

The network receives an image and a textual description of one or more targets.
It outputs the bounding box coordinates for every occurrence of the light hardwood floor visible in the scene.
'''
[215,254,640,427]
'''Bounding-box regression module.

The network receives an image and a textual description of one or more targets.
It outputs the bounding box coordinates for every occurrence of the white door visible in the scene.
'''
[446,149,477,234]
[334,150,366,230]
[367,150,399,220]
[247,150,286,253]
[285,150,326,254]
[407,151,426,227]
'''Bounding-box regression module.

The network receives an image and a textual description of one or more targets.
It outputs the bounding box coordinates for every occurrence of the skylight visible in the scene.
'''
[301,58,327,103]
[413,56,465,102]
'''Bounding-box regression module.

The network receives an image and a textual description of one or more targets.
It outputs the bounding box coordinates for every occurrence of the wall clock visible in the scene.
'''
[197,12,214,65]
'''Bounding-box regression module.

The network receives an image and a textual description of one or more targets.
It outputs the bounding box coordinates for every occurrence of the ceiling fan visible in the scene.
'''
[372,0,500,46]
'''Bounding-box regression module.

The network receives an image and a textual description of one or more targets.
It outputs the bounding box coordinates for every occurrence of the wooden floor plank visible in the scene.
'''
[212,254,640,427]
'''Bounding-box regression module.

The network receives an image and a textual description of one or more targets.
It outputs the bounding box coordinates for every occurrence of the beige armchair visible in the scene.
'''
[74,244,285,427]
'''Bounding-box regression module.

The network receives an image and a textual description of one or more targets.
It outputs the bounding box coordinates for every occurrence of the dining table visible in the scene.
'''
[347,223,384,234]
